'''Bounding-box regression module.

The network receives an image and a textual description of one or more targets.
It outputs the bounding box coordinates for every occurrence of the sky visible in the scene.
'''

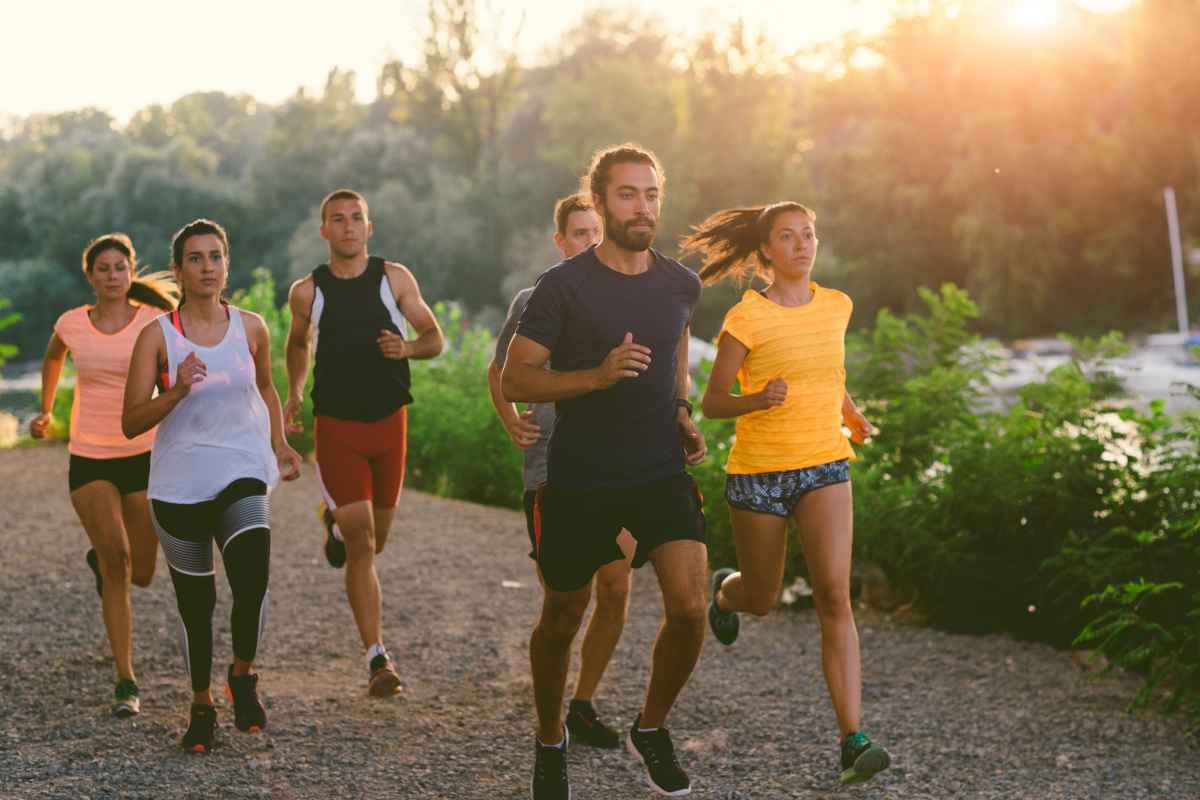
[3,0,1135,122]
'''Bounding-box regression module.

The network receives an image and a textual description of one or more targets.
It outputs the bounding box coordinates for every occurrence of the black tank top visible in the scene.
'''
[311,256,413,421]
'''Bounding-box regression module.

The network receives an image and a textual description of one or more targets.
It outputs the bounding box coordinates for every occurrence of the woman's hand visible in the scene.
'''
[174,352,207,396]
[845,408,878,445]
[29,413,51,440]
[755,378,788,410]
[276,443,303,481]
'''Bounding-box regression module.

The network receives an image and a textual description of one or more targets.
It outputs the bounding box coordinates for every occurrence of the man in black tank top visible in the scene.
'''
[284,189,445,698]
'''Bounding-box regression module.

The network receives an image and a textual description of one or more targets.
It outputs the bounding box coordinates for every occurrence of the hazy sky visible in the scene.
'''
[5,0,1134,121]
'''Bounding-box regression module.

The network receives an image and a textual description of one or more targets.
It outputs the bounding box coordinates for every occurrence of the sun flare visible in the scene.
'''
[1006,0,1062,31]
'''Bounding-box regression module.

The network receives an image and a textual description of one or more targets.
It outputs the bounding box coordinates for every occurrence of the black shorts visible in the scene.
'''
[68,451,151,495]
[533,472,706,592]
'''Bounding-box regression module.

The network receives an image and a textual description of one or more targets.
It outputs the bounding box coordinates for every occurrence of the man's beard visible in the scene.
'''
[604,208,656,252]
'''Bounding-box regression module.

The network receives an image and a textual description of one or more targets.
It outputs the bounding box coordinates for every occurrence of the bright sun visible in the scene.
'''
[1006,0,1062,31]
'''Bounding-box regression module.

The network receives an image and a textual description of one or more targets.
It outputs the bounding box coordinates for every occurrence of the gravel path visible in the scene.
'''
[2,446,1197,799]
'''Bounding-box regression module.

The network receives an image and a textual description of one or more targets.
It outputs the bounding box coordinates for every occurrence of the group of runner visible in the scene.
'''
[34,203,442,753]
[34,142,891,795]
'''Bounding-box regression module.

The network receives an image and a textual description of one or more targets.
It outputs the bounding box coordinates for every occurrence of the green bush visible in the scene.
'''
[0,296,19,366]
[405,302,524,509]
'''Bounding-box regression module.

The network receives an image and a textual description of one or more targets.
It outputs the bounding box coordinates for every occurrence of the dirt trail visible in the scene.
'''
[1,446,1196,799]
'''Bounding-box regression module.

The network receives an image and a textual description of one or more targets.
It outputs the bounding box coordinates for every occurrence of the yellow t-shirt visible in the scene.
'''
[718,284,855,474]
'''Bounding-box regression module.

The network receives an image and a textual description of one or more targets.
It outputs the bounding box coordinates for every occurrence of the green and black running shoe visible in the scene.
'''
[840,731,891,785]
[707,567,740,645]
[112,678,140,718]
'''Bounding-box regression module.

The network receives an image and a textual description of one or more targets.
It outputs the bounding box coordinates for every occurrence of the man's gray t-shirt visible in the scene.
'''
[495,287,555,490]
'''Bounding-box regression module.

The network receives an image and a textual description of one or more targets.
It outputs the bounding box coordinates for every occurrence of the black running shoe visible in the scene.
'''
[225,664,267,733]
[368,652,402,697]
[86,548,103,597]
[531,734,570,800]
[840,731,891,784]
[708,567,739,646]
[180,703,217,753]
[317,502,346,568]
[112,678,140,718]
[627,715,691,796]
[565,700,620,749]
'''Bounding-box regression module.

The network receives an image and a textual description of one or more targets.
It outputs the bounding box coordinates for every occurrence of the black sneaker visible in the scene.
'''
[531,732,570,800]
[565,700,620,749]
[112,678,140,718]
[86,548,103,597]
[708,567,739,646]
[180,703,217,753]
[840,731,891,784]
[225,664,267,733]
[368,652,402,697]
[317,502,346,568]
[627,715,691,796]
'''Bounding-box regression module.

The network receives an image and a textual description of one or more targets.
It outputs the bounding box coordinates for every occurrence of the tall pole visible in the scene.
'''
[1164,187,1189,336]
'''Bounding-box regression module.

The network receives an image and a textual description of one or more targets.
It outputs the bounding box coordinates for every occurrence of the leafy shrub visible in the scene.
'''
[405,302,524,509]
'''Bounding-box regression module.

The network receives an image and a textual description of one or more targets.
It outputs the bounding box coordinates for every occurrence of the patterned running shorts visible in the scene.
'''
[725,460,850,518]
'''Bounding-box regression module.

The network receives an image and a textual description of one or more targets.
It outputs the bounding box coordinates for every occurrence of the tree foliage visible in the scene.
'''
[2,2,1198,361]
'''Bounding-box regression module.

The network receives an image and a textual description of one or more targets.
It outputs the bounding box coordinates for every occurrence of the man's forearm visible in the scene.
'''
[405,328,444,360]
[488,361,522,429]
[502,362,597,403]
[285,338,310,401]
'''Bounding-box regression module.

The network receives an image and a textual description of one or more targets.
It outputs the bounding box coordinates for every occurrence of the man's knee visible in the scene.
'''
[664,595,707,631]
[341,524,376,561]
[593,570,631,621]
[539,590,591,642]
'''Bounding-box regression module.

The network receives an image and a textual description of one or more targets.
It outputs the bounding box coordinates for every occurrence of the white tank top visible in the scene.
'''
[148,306,280,503]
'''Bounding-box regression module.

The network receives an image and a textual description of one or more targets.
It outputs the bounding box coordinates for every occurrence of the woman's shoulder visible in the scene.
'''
[815,283,853,309]
[725,290,770,320]
[54,304,89,328]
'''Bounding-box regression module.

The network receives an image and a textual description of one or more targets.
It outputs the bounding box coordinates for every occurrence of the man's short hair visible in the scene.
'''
[320,189,369,222]
[553,193,595,236]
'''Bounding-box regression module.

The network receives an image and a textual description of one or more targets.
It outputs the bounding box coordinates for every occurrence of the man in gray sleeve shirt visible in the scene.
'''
[487,192,634,749]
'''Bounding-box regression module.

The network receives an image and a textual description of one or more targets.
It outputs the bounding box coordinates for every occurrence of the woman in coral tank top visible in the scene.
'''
[682,203,891,785]
[30,233,178,718]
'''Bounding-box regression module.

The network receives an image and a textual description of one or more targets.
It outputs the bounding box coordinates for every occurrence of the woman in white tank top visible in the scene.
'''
[122,219,301,752]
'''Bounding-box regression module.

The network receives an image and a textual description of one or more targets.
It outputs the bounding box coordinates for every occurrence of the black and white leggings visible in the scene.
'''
[151,478,271,692]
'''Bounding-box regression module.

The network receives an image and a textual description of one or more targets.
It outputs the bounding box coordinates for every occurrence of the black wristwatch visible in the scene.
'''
[674,397,694,416]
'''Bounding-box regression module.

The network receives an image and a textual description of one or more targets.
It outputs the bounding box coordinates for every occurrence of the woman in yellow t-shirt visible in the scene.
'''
[683,203,890,785]
[30,233,177,718]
